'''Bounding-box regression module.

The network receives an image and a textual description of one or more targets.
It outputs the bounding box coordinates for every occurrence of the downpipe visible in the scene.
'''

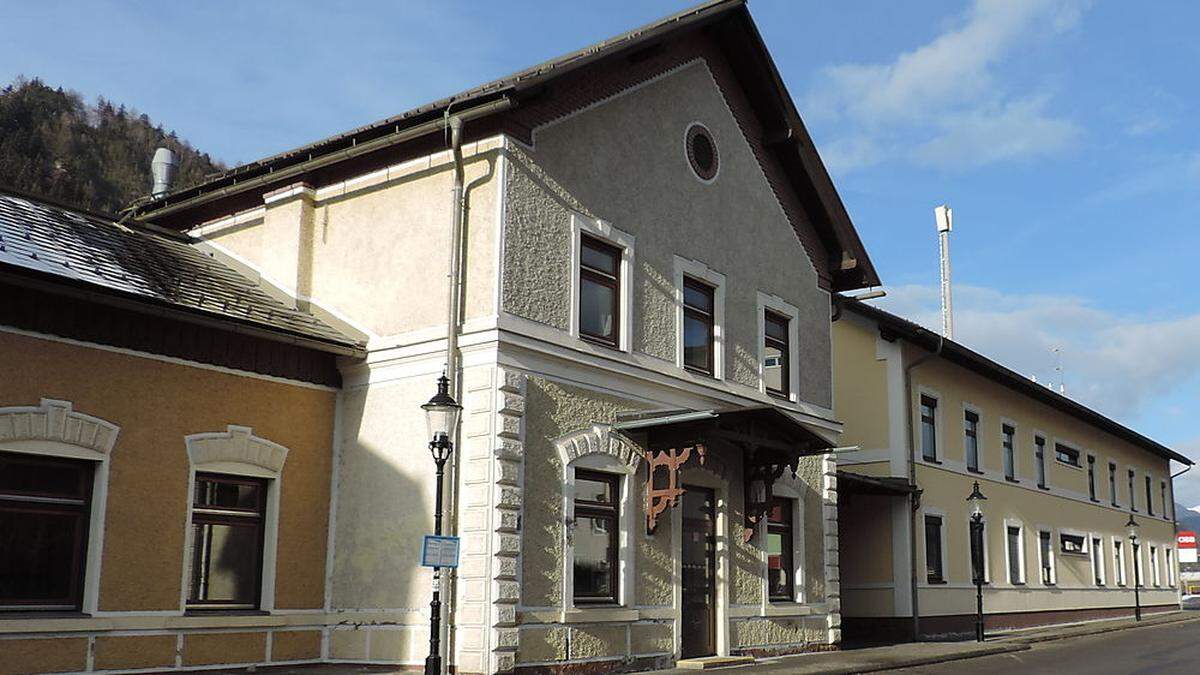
[903,333,943,641]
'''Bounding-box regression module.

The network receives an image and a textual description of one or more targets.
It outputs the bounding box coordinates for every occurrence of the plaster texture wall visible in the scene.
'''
[206,140,501,339]
[502,59,833,407]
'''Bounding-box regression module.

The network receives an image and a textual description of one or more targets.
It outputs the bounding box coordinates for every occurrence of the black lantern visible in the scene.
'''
[1126,513,1141,622]
[422,374,460,675]
[966,481,988,642]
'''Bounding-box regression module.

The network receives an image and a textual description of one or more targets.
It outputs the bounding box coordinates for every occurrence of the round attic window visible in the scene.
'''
[685,123,719,182]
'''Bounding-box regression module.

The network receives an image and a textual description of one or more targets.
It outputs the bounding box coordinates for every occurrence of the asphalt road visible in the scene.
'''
[896,618,1200,675]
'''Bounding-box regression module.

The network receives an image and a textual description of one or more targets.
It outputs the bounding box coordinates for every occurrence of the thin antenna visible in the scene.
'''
[1053,346,1065,394]
[934,205,954,339]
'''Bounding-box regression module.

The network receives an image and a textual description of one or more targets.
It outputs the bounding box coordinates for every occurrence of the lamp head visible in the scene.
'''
[1125,513,1140,541]
[422,373,462,449]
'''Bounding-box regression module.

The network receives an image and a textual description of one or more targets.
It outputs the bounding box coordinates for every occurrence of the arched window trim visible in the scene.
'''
[555,425,640,617]
[0,398,120,615]
[181,425,289,613]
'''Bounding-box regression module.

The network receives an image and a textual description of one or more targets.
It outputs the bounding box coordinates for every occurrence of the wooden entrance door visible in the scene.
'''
[680,486,717,658]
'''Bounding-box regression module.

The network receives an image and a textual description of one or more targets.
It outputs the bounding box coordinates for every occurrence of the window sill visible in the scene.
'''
[684,366,716,378]
[922,457,942,465]
[1038,485,1051,491]
[927,579,947,585]
[1005,477,1019,484]
[1090,498,1100,503]
[763,602,812,618]
[967,468,985,475]
[184,608,268,617]
[561,607,639,623]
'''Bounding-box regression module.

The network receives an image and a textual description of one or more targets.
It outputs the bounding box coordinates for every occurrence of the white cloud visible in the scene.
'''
[913,97,1080,168]
[805,0,1088,172]
[877,284,1200,422]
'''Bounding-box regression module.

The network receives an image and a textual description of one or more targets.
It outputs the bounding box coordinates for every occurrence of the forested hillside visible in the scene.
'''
[0,77,223,215]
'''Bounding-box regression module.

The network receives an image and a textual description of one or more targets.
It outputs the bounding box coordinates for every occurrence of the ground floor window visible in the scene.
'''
[187,473,267,609]
[1006,524,1025,585]
[767,497,795,601]
[925,515,945,583]
[572,469,620,604]
[0,452,94,610]
[1114,539,1127,586]
[1038,530,1055,585]
[1150,546,1160,586]
[1166,548,1175,586]
[1092,537,1106,586]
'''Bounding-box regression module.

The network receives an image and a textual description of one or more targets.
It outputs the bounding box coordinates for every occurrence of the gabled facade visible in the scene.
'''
[113,3,864,674]
[833,299,1191,641]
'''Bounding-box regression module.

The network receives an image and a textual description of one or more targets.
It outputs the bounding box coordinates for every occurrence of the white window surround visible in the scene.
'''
[1150,545,1161,586]
[962,402,984,472]
[0,399,120,615]
[1003,519,1027,586]
[181,425,289,613]
[1091,535,1107,586]
[755,292,801,403]
[1113,536,1128,586]
[1036,527,1056,586]
[570,213,636,352]
[759,480,806,608]
[555,425,641,618]
[915,386,944,464]
[999,417,1019,480]
[673,256,727,380]
[920,507,950,585]
[1166,547,1175,587]
[964,514,991,584]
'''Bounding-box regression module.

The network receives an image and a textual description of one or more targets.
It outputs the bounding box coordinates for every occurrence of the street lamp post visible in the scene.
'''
[422,374,462,675]
[1126,514,1141,622]
[966,481,988,642]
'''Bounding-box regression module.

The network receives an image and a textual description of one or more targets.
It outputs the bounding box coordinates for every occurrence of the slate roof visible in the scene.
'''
[0,189,363,354]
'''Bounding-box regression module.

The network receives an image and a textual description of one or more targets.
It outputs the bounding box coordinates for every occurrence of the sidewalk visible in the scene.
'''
[647,610,1200,675]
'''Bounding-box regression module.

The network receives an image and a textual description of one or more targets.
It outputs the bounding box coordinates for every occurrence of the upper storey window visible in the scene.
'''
[964,410,981,472]
[683,277,716,375]
[579,235,622,347]
[1054,443,1080,468]
[763,311,790,397]
[920,395,938,462]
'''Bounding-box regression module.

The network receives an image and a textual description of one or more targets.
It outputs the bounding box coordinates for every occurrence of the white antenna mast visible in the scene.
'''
[1053,346,1065,394]
[935,205,954,339]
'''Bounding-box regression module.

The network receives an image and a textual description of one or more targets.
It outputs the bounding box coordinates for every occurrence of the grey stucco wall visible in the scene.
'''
[502,59,833,408]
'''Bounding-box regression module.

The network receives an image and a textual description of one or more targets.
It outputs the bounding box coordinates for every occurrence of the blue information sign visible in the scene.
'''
[421,535,461,568]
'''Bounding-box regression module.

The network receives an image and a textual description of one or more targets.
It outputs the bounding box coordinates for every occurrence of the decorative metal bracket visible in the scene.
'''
[644,444,701,533]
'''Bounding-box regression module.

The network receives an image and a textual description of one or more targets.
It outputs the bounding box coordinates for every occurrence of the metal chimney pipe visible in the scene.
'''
[151,147,179,198]
[935,204,954,339]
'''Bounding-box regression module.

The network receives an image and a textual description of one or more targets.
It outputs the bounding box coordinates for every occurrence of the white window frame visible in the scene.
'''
[921,507,950,585]
[570,213,635,352]
[999,417,1019,481]
[1003,519,1027,586]
[964,513,991,584]
[1032,430,1049,489]
[673,256,726,380]
[1036,527,1056,586]
[755,292,800,402]
[962,402,984,473]
[182,426,288,612]
[1166,547,1175,587]
[1113,536,1128,587]
[559,435,639,614]
[916,386,943,464]
[1090,535,1106,586]
[1149,545,1160,586]
[0,399,119,615]
[761,480,806,607]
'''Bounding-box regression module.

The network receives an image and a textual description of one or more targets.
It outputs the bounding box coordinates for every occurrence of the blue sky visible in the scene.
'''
[4,1,1199,502]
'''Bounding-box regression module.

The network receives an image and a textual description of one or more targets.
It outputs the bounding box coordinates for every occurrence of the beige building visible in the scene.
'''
[2,2,885,674]
[833,298,1191,640]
